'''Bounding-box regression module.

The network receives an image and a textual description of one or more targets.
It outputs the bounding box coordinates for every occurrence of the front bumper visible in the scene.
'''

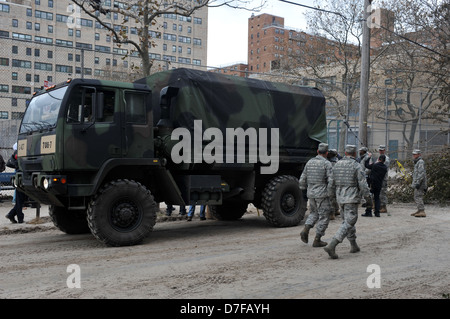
[14,172,67,206]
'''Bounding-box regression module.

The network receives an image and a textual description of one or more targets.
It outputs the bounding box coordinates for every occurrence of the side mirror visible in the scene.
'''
[95,92,104,121]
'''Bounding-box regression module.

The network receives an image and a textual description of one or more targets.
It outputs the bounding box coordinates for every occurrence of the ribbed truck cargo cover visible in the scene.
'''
[135,68,327,152]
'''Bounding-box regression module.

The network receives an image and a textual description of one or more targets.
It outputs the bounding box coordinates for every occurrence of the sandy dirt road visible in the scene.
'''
[0,202,448,300]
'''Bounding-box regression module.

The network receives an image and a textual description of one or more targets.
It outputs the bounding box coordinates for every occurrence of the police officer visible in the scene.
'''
[299,143,333,247]
[377,145,390,214]
[324,145,371,259]
[411,149,427,217]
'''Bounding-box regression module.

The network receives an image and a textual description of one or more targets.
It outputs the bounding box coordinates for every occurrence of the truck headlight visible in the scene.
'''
[43,178,49,190]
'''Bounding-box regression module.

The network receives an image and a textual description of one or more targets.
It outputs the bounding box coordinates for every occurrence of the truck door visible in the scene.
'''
[64,86,121,170]
[122,90,153,158]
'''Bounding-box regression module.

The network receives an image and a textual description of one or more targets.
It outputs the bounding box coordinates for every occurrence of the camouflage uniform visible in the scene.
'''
[327,149,340,219]
[299,143,333,247]
[411,150,427,217]
[358,147,373,214]
[324,145,371,259]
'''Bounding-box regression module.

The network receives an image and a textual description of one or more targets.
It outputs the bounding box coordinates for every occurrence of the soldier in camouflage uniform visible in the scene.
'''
[299,143,334,247]
[358,147,373,215]
[411,149,427,217]
[324,145,371,259]
[327,149,340,220]
[377,145,390,214]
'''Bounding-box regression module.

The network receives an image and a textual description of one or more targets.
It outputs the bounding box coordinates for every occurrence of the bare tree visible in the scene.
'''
[275,0,368,153]
[71,0,265,77]
[372,0,449,151]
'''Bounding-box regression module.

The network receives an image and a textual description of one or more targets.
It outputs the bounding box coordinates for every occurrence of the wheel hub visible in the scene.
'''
[112,202,139,230]
[281,193,296,213]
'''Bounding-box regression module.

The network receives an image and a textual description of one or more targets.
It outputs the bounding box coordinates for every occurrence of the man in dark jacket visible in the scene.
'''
[362,154,388,217]
[5,149,26,223]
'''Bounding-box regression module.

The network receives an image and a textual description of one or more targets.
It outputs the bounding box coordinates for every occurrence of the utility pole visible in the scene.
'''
[358,0,372,147]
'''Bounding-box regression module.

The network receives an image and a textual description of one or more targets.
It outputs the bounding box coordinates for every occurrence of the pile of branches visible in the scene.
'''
[389,146,450,205]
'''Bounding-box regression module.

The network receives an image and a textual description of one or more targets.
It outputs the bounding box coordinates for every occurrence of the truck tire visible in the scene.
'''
[87,179,157,247]
[261,175,305,227]
[209,202,248,220]
[49,206,91,234]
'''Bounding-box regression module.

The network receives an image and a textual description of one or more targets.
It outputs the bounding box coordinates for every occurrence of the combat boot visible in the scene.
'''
[300,225,312,243]
[415,210,426,217]
[349,239,360,253]
[361,209,373,217]
[312,235,327,247]
[329,212,335,220]
[411,210,419,216]
[380,205,387,213]
[324,238,339,259]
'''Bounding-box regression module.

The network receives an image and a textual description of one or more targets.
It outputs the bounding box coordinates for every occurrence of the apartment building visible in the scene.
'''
[247,13,344,74]
[0,0,208,125]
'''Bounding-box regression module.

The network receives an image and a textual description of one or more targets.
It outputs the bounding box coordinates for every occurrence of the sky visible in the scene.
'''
[207,0,316,68]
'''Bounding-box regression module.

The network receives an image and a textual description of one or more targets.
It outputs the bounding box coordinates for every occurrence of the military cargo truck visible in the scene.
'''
[14,68,327,246]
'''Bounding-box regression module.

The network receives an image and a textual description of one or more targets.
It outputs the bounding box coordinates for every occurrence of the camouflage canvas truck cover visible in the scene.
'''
[14,68,327,246]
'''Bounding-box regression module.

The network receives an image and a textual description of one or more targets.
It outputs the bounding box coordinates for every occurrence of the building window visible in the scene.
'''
[1,3,10,13]
[0,58,9,66]
[12,19,18,27]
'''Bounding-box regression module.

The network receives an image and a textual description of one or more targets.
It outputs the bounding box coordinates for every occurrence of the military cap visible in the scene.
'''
[412,149,421,155]
[318,143,329,152]
[378,145,386,150]
[359,146,368,152]
[345,144,357,153]
[328,148,337,154]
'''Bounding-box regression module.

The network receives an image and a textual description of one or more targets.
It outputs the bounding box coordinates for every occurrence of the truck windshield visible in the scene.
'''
[20,86,68,134]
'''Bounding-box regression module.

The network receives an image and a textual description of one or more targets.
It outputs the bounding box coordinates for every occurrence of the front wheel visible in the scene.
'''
[261,175,305,227]
[87,179,157,247]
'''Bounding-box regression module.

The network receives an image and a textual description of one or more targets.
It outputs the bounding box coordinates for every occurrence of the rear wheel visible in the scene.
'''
[49,205,90,234]
[87,179,157,247]
[261,175,305,227]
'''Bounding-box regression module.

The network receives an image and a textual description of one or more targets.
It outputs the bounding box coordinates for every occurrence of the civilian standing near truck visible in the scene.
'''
[324,145,371,259]
[362,154,387,217]
[377,145,390,214]
[5,146,26,223]
[299,143,334,247]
